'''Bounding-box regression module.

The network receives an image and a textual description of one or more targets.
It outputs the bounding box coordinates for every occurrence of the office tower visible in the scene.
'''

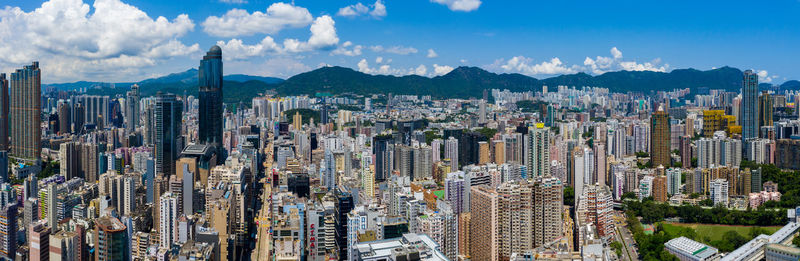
[29,221,50,261]
[94,216,129,261]
[159,192,179,249]
[0,73,7,151]
[470,185,499,261]
[0,74,7,181]
[335,189,354,261]
[199,46,224,163]
[10,62,41,161]
[126,84,140,134]
[444,137,459,171]
[373,134,394,182]
[525,126,550,178]
[576,184,615,240]
[742,70,759,144]
[154,92,183,176]
[710,179,729,207]
[759,91,773,136]
[0,204,17,260]
[751,168,762,193]
[49,230,80,261]
[650,108,671,167]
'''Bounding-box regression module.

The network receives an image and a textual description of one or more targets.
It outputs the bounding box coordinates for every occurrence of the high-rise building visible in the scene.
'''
[0,73,7,153]
[29,221,50,261]
[666,168,682,196]
[159,192,179,249]
[199,46,224,163]
[10,62,41,161]
[57,102,71,135]
[469,185,499,261]
[373,134,394,182]
[759,91,773,137]
[444,136,459,171]
[49,230,81,261]
[334,189,354,261]
[710,179,729,207]
[680,136,692,169]
[94,216,129,261]
[154,92,183,176]
[0,204,17,260]
[46,182,59,229]
[71,95,110,128]
[577,184,615,240]
[652,175,668,202]
[742,70,759,143]
[125,84,140,134]
[651,108,671,167]
[525,126,550,178]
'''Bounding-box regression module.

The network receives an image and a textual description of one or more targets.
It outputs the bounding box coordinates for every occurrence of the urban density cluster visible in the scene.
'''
[1,45,800,261]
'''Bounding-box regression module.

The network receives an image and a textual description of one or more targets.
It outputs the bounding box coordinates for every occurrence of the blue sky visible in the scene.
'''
[2,0,799,84]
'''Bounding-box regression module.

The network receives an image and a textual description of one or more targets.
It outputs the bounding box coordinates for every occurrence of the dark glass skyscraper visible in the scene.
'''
[199,46,224,163]
[10,62,41,162]
[742,70,759,142]
[373,134,394,182]
[154,92,183,176]
[125,84,140,134]
[0,74,6,184]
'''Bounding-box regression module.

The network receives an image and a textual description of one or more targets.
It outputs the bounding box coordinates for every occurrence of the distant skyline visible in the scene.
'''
[1,0,799,84]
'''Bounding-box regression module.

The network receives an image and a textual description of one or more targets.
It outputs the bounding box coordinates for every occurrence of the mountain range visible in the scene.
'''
[45,66,800,103]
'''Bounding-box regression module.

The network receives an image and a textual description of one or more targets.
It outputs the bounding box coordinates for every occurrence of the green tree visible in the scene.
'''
[563,186,574,207]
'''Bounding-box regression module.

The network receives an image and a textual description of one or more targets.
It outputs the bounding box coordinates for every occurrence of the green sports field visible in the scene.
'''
[660,222,783,241]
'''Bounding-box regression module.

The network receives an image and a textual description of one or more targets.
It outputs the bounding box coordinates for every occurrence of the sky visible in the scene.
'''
[1,0,799,84]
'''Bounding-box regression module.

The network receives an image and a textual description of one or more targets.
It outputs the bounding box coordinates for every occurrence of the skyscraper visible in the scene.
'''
[154,92,183,176]
[742,70,759,143]
[526,125,550,178]
[10,62,41,161]
[159,192,179,249]
[94,216,130,261]
[29,221,50,261]
[759,90,773,137]
[650,108,671,167]
[125,84,140,134]
[0,73,8,151]
[198,46,224,163]
[373,134,394,182]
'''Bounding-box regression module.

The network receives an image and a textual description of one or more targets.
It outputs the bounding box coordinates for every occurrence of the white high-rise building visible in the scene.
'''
[710,179,729,207]
[159,192,179,248]
[525,126,551,178]
[123,176,137,216]
[666,168,682,196]
[444,137,459,171]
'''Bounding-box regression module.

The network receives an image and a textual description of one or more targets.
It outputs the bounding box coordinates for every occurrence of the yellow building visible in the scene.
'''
[478,141,491,165]
[703,110,725,137]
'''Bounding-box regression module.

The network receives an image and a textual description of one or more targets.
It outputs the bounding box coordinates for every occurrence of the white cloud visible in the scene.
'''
[431,0,481,12]
[757,70,777,83]
[201,2,313,37]
[0,0,199,82]
[433,64,454,75]
[226,57,311,79]
[427,49,438,58]
[414,64,428,76]
[583,47,668,74]
[497,56,578,75]
[375,57,384,63]
[337,0,386,19]
[332,41,363,56]
[215,37,281,60]
[370,45,418,55]
[219,0,247,4]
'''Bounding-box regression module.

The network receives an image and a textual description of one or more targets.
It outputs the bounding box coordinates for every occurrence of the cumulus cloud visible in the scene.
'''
[337,0,386,19]
[490,47,669,77]
[427,49,438,58]
[583,47,668,74]
[215,37,281,60]
[331,41,363,56]
[757,70,778,83]
[370,45,418,55]
[202,2,313,37]
[431,0,481,12]
[0,0,199,82]
[498,56,579,75]
[226,57,311,79]
[356,59,437,77]
[433,64,454,75]
[414,65,428,76]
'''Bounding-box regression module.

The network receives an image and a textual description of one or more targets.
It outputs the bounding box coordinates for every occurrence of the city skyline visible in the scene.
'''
[1,0,799,84]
